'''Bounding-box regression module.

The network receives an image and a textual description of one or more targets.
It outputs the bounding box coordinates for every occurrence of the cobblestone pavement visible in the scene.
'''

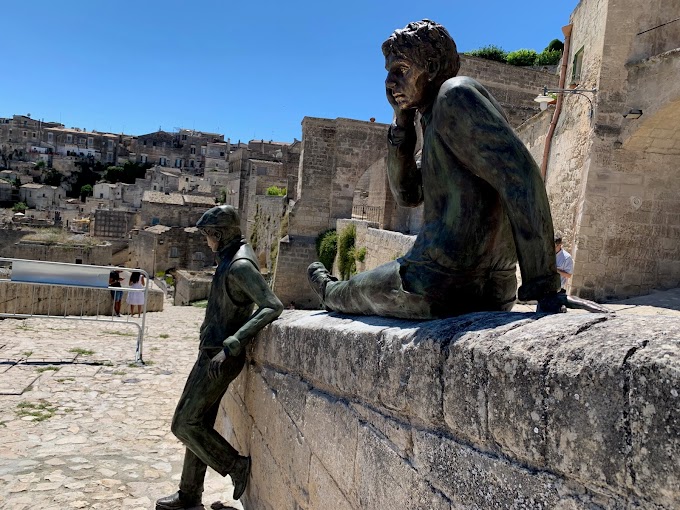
[0,301,242,510]
[1,290,679,510]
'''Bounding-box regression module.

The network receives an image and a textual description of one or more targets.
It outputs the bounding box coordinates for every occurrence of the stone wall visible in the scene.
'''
[335,219,416,275]
[250,195,287,275]
[93,209,137,238]
[173,269,212,306]
[0,280,164,316]
[220,310,679,510]
[460,56,559,127]
[7,241,112,266]
[273,118,390,308]
[535,0,680,300]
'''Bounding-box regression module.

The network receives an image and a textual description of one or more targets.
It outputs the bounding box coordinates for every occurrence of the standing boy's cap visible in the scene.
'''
[196,205,240,229]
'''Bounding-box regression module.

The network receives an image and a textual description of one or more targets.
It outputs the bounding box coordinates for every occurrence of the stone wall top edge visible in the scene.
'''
[460,55,560,77]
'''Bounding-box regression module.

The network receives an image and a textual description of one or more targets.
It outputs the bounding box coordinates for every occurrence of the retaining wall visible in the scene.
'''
[220,310,679,510]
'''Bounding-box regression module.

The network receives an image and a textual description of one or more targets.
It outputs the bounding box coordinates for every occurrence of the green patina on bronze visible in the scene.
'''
[156,205,283,510]
[308,20,607,318]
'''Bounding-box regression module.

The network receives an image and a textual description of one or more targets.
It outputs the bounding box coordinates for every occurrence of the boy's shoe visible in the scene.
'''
[307,262,337,302]
[231,456,251,500]
[155,490,203,509]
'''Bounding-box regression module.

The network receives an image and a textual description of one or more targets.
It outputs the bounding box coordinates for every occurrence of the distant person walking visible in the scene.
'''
[126,271,146,318]
[554,232,574,291]
[109,269,123,317]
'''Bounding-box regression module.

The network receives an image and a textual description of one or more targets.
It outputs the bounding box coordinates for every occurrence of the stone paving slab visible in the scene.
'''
[0,303,244,510]
[0,368,39,395]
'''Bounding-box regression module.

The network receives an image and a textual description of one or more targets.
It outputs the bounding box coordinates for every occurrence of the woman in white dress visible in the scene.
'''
[126,271,146,317]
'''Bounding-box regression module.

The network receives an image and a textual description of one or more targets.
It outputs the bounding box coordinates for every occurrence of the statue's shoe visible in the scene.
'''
[307,262,338,302]
[155,490,203,510]
[231,456,251,500]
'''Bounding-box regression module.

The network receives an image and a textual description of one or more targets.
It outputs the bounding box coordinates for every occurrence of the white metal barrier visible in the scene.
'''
[0,258,149,363]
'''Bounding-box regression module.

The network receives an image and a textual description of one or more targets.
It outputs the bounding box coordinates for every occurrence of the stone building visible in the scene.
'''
[93,209,137,239]
[273,117,389,308]
[228,139,301,238]
[19,183,67,210]
[139,191,214,228]
[127,225,213,275]
[131,129,224,174]
[517,0,680,300]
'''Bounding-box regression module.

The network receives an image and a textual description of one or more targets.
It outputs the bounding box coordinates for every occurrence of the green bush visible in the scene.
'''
[536,49,562,66]
[315,229,337,271]
[506,49,539,66]
[12,202,27,213]
[355,247,367,263]
[545,39,564,53]
[266,185,287,196]
[466,45,507,63]
[337,225,357,280]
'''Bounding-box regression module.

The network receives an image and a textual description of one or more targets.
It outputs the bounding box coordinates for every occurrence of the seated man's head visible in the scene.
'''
[196,205,242,253]
[382,19,460,111]
[554,232,563,254]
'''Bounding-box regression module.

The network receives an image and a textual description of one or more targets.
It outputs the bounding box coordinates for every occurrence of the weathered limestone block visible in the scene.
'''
[222,310,679,510]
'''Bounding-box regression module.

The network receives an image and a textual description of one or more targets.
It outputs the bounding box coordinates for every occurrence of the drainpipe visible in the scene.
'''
[541,23,573,180]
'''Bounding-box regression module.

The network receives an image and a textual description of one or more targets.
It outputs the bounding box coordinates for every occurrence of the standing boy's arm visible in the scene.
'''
[223,259,283,355]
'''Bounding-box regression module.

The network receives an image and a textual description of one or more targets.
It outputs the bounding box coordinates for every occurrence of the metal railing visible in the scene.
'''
[0,258,149,363]
[351,205,383,224]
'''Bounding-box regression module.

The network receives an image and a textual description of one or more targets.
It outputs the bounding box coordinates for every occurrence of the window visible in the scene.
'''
[32,132,37,138]
[107,140,113,149]
[88,137,93,146]
[140,155,148,163]
[99,193,104,198]
[47,132,53,143]
[193,252,205,261]
[220,151,225,157]
[23,131,27,137]
[151,217,159,226]
[201,147,206,155]
[190,160,195,168]
[181,134,187,140]
[571,47,584,84]
[106,152,113,162]
[190,146,196,154]
[143,140,147,146]
[159,157,167,166]
[153,141,157,147]
[175,158,182,167]
[79,138,85,145]
[66,134,73,143]
[257,166,267,176]
[170,246,179,258]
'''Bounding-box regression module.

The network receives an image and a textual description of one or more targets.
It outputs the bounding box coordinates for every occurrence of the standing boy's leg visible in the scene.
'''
[158,350,249,509]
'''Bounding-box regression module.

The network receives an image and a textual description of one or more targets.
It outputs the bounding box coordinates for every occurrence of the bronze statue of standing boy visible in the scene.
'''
[157,205,283,510]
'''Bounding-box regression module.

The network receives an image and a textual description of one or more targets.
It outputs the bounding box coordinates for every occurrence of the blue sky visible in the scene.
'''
[2,1,579,143]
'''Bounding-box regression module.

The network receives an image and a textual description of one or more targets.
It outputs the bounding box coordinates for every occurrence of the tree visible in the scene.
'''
[80,184,93,201]
[42,168,63,186]
[12,202,27,213]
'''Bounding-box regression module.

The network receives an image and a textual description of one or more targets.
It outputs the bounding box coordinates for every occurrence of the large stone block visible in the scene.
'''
[355,424,451,510]
[413,428,560,509]
[302,391,358,504]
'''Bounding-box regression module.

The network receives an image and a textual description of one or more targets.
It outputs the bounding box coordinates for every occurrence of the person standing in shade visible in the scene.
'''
[156,205,283,510]
[109,269,123,317]
[554,232,574,292]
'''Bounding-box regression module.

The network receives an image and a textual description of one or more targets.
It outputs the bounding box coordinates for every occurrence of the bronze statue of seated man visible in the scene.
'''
[308,20,607,319]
